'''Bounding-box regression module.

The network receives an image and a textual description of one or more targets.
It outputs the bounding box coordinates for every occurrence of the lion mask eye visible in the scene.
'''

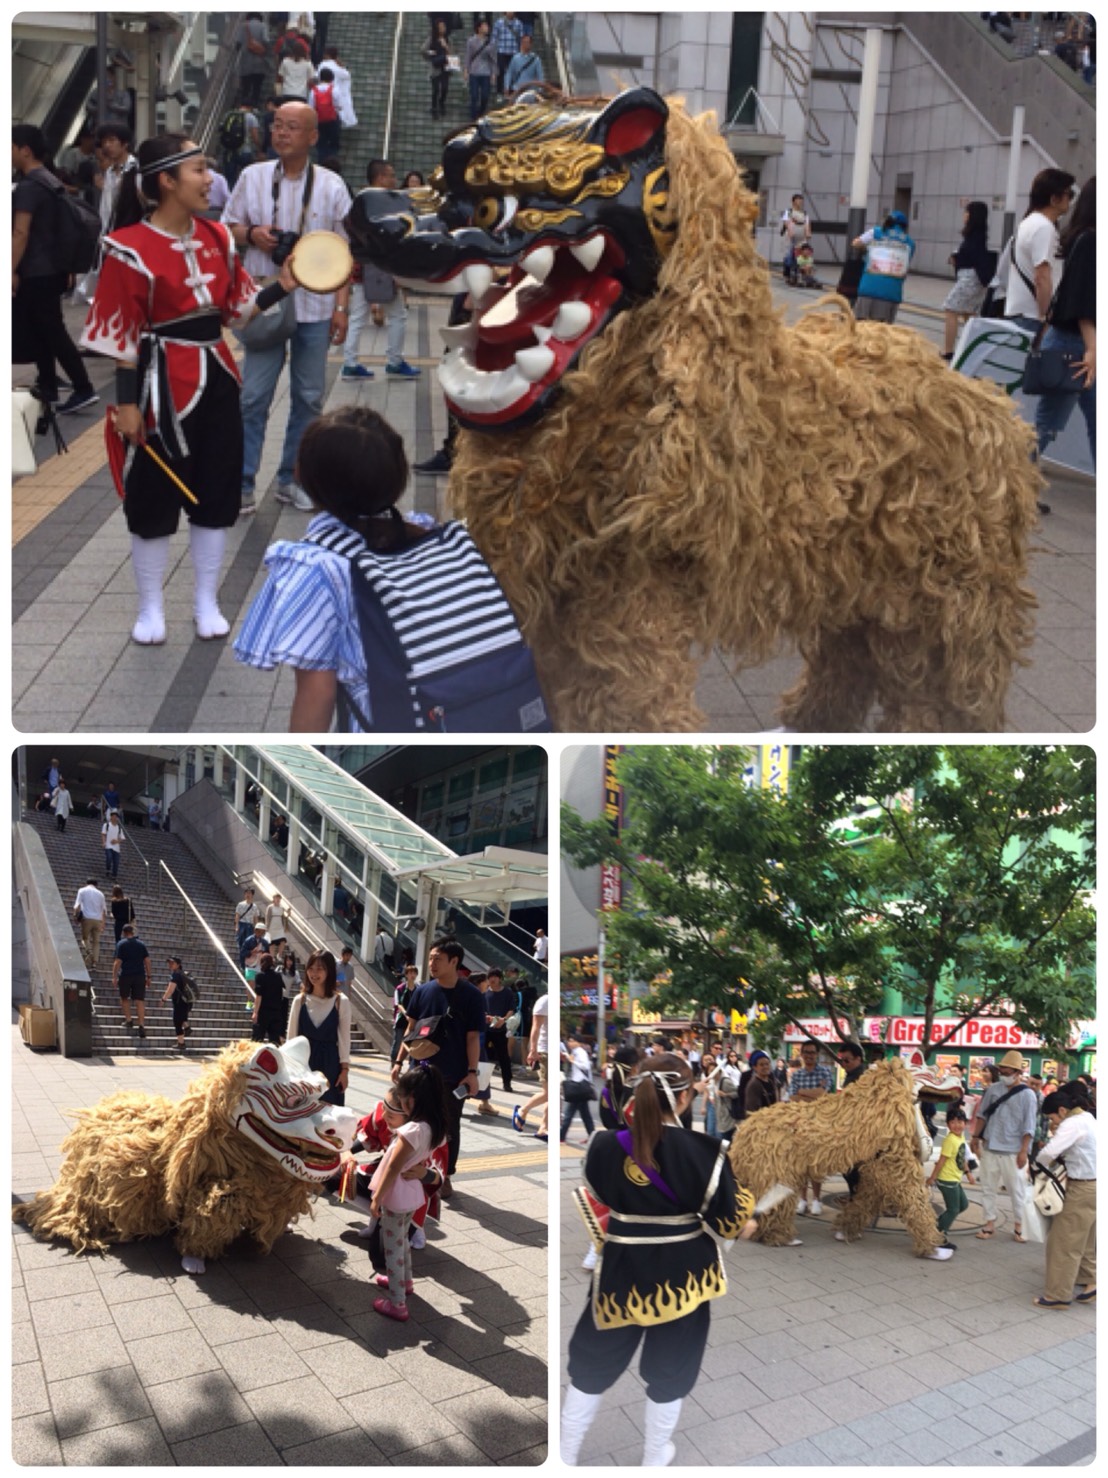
[473,194,518,233]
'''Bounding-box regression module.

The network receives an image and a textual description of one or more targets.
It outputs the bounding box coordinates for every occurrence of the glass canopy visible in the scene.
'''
[233,745,455,876]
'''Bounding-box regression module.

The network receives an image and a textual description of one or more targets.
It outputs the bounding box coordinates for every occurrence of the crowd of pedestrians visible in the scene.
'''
[565,1029,1096,1317]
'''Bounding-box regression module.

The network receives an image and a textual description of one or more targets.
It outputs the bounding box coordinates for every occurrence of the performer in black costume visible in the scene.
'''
[562,1053,759,1466]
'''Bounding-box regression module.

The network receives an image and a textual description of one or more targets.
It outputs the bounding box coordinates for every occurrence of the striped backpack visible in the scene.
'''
[305,520,551,732]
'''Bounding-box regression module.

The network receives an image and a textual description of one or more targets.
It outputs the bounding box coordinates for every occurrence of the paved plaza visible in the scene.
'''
[11,1023,548,1466]
[12,278,1094,735]
[559,1142,1095,1467]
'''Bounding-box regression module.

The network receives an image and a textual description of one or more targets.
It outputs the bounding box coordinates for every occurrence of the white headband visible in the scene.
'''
[630,1068,688,1116]
[141,146,204,177]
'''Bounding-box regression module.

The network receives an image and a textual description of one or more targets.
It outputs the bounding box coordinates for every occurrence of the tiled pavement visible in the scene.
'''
[12,278,1094,734]
[11,1025,548,1466]
[558,1143,1096,1467]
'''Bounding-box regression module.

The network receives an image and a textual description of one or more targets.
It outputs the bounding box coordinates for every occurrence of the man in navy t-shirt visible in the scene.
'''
[393,937,485,1193]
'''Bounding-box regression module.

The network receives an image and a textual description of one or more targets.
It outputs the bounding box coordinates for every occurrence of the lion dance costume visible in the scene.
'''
[729,1055,962,1256]
[13,1038,358,1273]
[347,86,1040,732]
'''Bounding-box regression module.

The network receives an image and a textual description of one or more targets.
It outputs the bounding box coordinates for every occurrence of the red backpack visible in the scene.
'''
[313,83,337,123]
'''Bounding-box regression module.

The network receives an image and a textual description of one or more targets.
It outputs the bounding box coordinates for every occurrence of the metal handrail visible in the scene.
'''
[159,859,256,1000]
[194,15,245,153]
[543,12,571,94]
[122,825,151,899]
[382,11,404,159]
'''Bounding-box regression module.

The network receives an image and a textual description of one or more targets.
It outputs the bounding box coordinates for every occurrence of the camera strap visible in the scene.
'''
[270,160,315,236]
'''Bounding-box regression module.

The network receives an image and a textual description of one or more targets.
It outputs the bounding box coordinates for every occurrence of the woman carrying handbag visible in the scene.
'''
[561,1031,596,1143]
[1031,1079,1097,1309]
[1031,175,1096,488]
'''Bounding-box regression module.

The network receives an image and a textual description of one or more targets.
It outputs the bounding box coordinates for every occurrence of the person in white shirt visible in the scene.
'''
[779,192,811,285]
[560,1030,595,1142]
[373,925,395,972]
[513,992,548,1138]
[74,878,108,967]
[1005,167,1076,330]
[264,892,289,942]
[101,810,124,879]
[223,101,351,515]
[1032,1080,1096,1307]
[321,44,358,127]
[278,47,315,101]
[51,780,73,831]
[532,927,549,964]
[95,123,137,234]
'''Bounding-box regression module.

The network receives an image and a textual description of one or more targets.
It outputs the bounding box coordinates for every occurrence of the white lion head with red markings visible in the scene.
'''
[233,1037,358,1182]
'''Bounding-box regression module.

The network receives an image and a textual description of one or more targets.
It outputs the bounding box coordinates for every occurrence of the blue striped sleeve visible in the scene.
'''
[234,542,373,727]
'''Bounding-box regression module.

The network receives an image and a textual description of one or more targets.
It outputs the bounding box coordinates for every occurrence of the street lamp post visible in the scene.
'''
[596,923,607,1057]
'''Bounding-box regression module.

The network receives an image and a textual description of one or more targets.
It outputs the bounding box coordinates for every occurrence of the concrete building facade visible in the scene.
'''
[578,10,1095,276]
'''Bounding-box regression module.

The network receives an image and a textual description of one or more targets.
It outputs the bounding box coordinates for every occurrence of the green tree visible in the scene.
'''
[561,745,1095,1058]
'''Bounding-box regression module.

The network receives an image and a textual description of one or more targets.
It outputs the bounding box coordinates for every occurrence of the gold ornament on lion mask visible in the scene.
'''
[465,142,627,202]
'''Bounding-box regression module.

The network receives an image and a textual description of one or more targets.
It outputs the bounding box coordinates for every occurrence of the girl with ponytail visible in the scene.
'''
[562,1052,760,1466]
[81,134,297,646]
[1032,1078,1097,1309]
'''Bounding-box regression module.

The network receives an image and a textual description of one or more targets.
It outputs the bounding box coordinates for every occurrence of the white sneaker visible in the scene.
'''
[581,1245,598,1270]
[796,1199,808,1215]
[834,1231,847,1241]
[410,1225,426,1250]
[810,1199,823,1216]
[291,484,315,511]
[926,1246,955,1260]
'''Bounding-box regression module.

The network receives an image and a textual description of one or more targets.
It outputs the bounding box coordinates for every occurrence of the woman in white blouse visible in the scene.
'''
[1032,1080,1096,1308]
[286,949,351,1105]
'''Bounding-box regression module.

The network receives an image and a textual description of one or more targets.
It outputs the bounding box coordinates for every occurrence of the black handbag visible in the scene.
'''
[564,1076,597,1103]
[1022,333,1088,395]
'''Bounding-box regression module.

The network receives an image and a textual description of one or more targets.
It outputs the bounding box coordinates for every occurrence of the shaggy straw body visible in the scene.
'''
[451,100,1039,731]
[729,1058,941,1256]
[13,1042,315,1261]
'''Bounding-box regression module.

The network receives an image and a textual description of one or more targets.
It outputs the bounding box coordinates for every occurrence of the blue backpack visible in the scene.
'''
[305,520,552,733]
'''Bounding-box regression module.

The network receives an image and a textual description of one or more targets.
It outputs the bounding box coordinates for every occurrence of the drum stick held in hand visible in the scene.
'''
[141,442,199,505]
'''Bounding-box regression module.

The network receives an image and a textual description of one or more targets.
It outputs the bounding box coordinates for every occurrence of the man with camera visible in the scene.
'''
[223,100,352,514]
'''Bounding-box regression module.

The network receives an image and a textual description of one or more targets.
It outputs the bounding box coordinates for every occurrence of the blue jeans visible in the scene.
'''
[704,1100,718,1138]
[1034,326,1096,467]
[469,73,491,119]
[105,849,120,877]
[240,318,331,492]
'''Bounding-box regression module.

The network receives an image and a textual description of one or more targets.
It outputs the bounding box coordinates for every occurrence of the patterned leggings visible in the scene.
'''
[380,1207,415,1305]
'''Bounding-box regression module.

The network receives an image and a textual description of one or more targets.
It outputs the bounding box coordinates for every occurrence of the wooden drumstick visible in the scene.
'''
[141,442,199,505]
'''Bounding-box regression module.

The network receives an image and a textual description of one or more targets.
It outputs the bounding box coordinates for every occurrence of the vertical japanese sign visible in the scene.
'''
[599,744,623,912]
[761,743,791,794]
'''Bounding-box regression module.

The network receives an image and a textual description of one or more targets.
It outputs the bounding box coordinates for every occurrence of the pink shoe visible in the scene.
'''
[375,1274,414,1294]
[373,1295,410,1322]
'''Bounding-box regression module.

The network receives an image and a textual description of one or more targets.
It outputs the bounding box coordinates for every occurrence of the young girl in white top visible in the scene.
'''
[370,1065,450,1322]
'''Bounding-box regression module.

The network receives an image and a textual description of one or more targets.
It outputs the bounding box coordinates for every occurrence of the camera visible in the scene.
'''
[270,230,300,268]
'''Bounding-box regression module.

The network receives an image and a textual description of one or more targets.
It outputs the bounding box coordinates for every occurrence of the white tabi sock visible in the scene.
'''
[189,524,229,638]
[130,535,170,644]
